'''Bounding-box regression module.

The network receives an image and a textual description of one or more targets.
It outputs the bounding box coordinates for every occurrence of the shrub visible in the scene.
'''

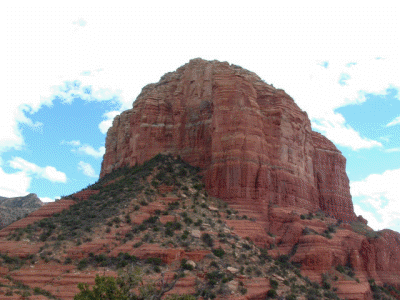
[181,230,189,240]
[64,257,72,264]
[241,243,252,250]
[206,271,224,287]
[270,278,279,289]
[336,264,345,273]
[266,289,277,298]
[146,257,163,266]
[77,259,88,270]
[180,259,194,271]
[201,233,214,247]
[212,247,225,258]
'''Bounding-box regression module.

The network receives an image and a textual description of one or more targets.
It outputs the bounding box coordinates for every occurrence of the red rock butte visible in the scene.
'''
[101,58,357,223]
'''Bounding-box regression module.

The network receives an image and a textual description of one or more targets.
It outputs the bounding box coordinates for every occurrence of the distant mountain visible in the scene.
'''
[0,193,43,228]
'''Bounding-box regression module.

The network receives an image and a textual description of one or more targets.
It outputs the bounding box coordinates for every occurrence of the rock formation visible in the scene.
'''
[1,59,399,300]
[101,58,356,223]
[0,193,43,229]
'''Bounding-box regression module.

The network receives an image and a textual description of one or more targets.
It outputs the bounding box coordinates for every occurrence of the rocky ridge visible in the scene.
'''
[0,194,43,229]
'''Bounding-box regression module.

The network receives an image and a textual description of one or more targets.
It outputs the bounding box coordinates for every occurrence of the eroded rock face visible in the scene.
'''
[0,193,43,229]
[100,58,356,223]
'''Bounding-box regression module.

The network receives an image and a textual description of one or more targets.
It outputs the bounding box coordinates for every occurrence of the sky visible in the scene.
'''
[2,5,399,232]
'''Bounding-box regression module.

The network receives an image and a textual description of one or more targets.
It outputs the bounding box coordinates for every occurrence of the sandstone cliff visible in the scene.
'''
[101,58,356,223]
[1,59,399,300]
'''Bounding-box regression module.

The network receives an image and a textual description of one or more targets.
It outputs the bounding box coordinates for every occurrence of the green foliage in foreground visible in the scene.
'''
[74,275,127,300]
[74,267,195,300]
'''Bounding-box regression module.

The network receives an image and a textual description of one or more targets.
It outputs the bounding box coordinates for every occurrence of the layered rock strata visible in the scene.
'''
[101,58,356,222]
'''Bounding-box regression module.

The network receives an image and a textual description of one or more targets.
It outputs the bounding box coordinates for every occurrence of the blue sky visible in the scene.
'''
[2,5,399,232]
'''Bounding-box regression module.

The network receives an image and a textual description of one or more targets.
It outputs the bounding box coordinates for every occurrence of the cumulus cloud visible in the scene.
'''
[61,140,81,146]
[273,57,398,151]
[386,116,400,127]
[77,145,105,158]
[3,6,400,155]
[78,161,97,178]
[40,196,57,203]
[350,168,400,232]
[311,113,382,150]
[99,111,120,134]
[0,167,31,198]
[353,205,383,232]
[9,157,67,183]
[61,140,105,158]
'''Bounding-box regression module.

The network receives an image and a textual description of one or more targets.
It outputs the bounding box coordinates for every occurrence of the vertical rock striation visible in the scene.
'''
[100,58,356,222]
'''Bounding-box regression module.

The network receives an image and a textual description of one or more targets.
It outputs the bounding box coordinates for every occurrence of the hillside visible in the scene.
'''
[1,58,400,300]
[0,155,398,299]
[0,194,43,229]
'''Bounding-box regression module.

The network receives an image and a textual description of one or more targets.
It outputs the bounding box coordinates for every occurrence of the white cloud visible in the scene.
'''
[385,148,400,153]
[77,145,105,159]
[0,167,31,198]
[10,157,42,174]
[351,169,400,232]
[353,205,383,232]
[2,6,399,154]
[386,116,400,127]
[78,161,97,178]
[42,166,67,183]
[9,157,67,183]
[311,113,382,151]
[62,141,105,158]
[40,196,57,203]
[99,111,121,134]
[61,140,81,146]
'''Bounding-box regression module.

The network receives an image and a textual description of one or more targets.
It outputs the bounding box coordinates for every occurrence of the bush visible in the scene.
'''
[270,278,279,289]
[212,247,225,258]
[201,233,214,247]
[64,257,72,264]
[266,289,277,298]
[336,264,345,273]
[77,259,88,270]
[146,257,163,266]
[74,275,125,300]
[180,259,194,271]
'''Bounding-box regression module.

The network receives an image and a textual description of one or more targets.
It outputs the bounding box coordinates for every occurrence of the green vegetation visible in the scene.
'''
[201,233,214,247]
[368,279,400,300]
[74,267,191,300]
[335,264,355,278]
[1,154,347,300]
[350,220,380,238]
